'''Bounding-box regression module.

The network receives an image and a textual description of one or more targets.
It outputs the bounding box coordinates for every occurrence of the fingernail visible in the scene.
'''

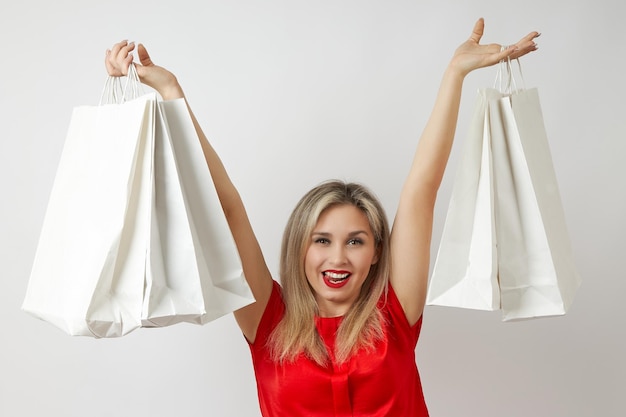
[536,32,542,38]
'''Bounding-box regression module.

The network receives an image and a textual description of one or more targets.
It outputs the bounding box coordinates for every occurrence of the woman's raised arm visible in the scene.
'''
[105,41,274,342]
[389,19,540,325]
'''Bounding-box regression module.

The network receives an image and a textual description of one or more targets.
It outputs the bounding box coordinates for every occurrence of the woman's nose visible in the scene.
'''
[329,244,348,265]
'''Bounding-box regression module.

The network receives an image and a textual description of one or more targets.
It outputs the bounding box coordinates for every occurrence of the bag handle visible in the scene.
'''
[98,63,144,105]
[493,46,527,94]
[122,63,142,101]
[99,75,123,105]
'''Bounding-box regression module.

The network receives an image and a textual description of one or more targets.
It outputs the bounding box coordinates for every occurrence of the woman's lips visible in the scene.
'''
[322,271,351,288]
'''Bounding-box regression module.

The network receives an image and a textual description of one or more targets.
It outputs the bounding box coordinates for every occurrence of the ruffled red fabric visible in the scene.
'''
[248,281,429,416]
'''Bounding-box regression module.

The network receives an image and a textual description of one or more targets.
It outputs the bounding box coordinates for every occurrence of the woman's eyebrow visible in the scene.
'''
[311,230,370,237]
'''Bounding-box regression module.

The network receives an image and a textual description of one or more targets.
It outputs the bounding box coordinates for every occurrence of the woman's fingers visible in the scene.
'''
[469,18,486,44]
[491,31,539,63]
[104,40,136,76]
[104,50,116,76]
[137,44,153,67]
[512,32,540,59]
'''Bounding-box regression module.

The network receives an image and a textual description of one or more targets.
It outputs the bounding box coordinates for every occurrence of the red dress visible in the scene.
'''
[248,281,429,416]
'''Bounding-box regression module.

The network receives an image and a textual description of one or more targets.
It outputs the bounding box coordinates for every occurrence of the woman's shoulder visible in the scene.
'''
[381,282,423,338]
[248,280,285,348]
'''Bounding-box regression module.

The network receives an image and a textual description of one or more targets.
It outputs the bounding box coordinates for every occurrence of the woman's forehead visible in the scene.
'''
[313,205,372,233]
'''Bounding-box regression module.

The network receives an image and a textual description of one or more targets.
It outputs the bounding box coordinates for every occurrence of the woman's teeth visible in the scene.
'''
[324,271,349,283]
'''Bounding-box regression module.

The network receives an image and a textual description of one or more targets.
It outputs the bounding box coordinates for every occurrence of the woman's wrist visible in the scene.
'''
[159,83,185,100]
[152,74,184,100]
[139,68,185,100]
[441,64,466,89]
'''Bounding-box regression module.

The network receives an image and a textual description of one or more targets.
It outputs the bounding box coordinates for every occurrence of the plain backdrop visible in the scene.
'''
[1,1,624,416]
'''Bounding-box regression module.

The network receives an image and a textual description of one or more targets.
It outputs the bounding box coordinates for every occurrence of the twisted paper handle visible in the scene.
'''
[494,46,527,94]
[99,63,144,105]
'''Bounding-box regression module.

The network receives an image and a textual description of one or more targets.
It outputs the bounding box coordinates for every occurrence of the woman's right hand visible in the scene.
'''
[105,41,184,100]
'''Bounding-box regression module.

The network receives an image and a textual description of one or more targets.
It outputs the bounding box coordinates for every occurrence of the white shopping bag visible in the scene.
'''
[427,60,580,320]
[427,91,500,311]
[490,88,580,320]
[23,67,254,336]
[143,99,254,326]
[22,92,156,337]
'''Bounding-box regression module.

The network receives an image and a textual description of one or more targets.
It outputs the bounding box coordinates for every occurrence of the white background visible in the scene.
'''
[1,1,624,416]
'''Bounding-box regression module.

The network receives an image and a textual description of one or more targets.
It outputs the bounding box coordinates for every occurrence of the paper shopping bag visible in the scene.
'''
[22,93,157,337]
[490,88,581,320]
[427,91,500,311]
[142,99,254,326]
[427,59,580,320]
[24,66,254,336]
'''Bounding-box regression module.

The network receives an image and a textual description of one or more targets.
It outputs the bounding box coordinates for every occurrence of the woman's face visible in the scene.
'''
[304,204,379,317]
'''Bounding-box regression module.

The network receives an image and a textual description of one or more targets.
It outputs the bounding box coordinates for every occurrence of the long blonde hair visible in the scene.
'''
[268,180,391,366]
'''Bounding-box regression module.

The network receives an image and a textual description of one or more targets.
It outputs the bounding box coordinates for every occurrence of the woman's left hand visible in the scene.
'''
[450,18,539,77]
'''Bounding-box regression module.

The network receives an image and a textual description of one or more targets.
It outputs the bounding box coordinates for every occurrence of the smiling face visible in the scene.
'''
[304,204,379,317]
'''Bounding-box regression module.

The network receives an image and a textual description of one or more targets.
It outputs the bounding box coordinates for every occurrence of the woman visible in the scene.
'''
[106,18,539,416]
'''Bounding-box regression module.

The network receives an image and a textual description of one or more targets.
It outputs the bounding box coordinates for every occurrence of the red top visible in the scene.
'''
[248,281,429,416]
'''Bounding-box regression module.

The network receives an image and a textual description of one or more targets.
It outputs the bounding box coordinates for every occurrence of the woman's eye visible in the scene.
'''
[315,238,330,244]
[347,239,363,246]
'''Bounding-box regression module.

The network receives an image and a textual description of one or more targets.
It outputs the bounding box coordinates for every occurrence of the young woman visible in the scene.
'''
[106,18,539,416]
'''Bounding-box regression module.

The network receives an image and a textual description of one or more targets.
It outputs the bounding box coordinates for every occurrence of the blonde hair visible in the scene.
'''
[268,180,391,366]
